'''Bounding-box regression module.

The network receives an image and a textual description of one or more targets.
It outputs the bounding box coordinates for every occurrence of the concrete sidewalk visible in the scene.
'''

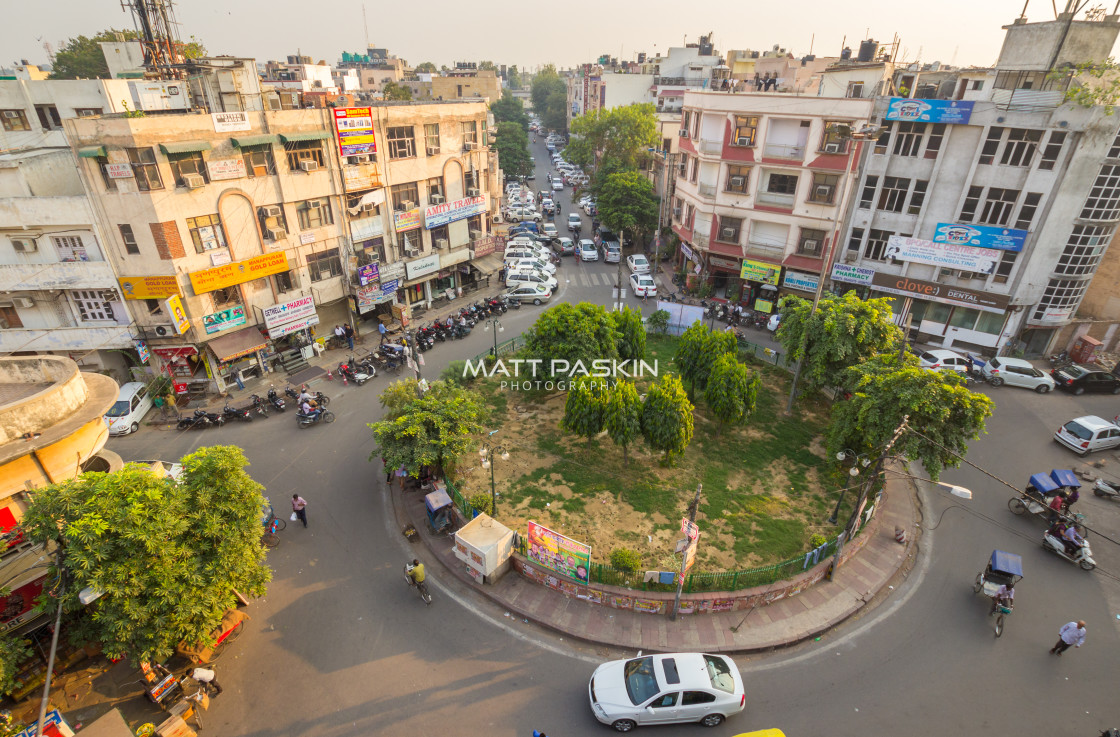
[394,476,920,654]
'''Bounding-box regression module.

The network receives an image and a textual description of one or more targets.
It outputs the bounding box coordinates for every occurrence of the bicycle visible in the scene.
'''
[261,513,286,548]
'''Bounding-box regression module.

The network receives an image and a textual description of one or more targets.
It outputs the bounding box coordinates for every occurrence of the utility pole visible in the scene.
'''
[671,483,702,620]
[614,228,626,311]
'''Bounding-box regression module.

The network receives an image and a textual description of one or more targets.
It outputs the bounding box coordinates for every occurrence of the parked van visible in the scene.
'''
[104,381,153,436]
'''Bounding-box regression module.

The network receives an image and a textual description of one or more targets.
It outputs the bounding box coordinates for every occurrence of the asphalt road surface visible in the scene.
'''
[103,140,1120,736]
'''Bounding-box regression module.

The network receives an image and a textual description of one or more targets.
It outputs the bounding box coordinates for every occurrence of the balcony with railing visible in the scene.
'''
[696,138,723,155]
[698,183,717,199]
[755,191,796,209]
[746,238,787,261]
[762,142,805,161]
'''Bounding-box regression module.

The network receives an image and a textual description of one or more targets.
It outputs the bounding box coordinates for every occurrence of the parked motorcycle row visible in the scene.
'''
[412,296,513,351]
[176,384,335,431]
[701,299,771,330]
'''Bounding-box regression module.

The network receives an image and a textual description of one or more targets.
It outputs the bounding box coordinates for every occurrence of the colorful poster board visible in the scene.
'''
[527,521,591,583]
[202,305,246,335]
[885,97,974,124]
[739,259,781,285]
[332,107,377,157]
[118,275,181,299]
[932,223,1027,252]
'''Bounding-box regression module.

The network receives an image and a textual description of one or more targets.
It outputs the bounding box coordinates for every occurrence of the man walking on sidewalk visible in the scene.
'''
[1050,620,1086,656]
[292,494,308,528]
[378,321,387,345]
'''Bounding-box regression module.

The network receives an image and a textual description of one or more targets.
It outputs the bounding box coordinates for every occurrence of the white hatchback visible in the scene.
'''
[919,349,970,375]
[982,356,1055,393]
[1054,415,1120,456]
[627,254,651,274]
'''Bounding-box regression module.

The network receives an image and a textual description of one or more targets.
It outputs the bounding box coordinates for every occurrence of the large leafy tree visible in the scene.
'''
[507,65,522,90]
[19,447,271,664]
[612,306,646,363]
[565,104,659,173]
[478,60,496,71]
[641,374,695,464]
[561,378,605,448]
[383,82,412,101]
[704,356,761,435]
[415,61,438,73]
[674,323,737,400]
[776,292,904,393]
[531,65,565,111]
[491,92,530,130]
[604,380,643,464]
[542,91,568,132]
[597,170,659,248]
[370,380,486,476]
[50,29,138,79]
[493,121,533,178]
[829,355,993,480]
[524,302,619,378]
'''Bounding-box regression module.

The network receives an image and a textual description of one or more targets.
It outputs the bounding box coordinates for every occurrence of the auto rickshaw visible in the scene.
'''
[425,489,455,535]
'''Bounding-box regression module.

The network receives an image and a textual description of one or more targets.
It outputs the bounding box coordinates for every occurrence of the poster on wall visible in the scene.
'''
[424,194,488,229]
[202,305,246,335]
[332,107,377,157]
[885,97,974,125]
[212,111,251,132]
[932,223,1026,252]
[527,521,591,583]
[739,259,781,285]
[886,236,998,273]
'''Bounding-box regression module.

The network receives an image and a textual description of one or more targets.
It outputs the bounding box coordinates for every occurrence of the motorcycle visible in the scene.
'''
[177,409,224,431]
[1048,350,1069,367]
[221,402,254,423]
[1042,527,1096,570]
[266,386,286,413]
[296,407,336,428]
[248,394,270,418]
[487,297,507,314]
[284,386,331,408]
[404,563,433,605]
[339,357,374,385]
[1093,478,1120,502]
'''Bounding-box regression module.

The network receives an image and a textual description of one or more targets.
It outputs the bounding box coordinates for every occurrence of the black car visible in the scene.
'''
[1050,363,1120,395]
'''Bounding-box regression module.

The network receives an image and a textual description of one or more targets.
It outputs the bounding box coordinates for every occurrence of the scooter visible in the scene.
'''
[296,407,335,428]
[339,357,374,385]
[1042,529,1096,570]
[221,402,254,423]
[266,386,286,412]
[248,394,270,418]
[404,563,433,605]
[1093,478,1120,502]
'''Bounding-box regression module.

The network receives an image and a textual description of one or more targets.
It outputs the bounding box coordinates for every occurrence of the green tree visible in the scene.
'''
[1053,58,1120,113]
[704,355,761,434]
[565,104,659,173]
[383,81,412,101]
[543,90,568,132]
[369,380,486,476]
[0,634,32,698]
[776,292,904,393]
[478,60,496,71]
[491,91,530,130]
[19,448,271,664]
[493,121,533,178]
[604,380,643,464]
[641,374,695,464]
[182,35,207,60]
[378,377,423,417]
[674,323,737,400]
[415,61,438,73]
[597,170,659,249]
[524,302,619,378]
[561,378,606,448]
[647,309,670,336]
[612,306,646,363]
[508,65,522,90]
[829,355,994,480]
[50,29,138,79]
[531,64,564,111]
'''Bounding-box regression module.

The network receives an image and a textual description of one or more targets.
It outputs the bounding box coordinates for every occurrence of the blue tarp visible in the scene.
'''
[1028,473,1060,494]
[1050,469,1081,489]
[990,550,1023,576]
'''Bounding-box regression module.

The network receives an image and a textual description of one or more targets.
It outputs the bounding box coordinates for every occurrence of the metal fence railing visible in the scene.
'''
[471,335,526,364]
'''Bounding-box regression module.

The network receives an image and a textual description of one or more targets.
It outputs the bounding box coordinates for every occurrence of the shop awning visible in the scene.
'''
[279,130,331,143]
[470,253,505,274]
[159,140,212,155]
[77,145,107,158]
[782,254,825,273]
[231,134,279,148]
[207,326,267,362]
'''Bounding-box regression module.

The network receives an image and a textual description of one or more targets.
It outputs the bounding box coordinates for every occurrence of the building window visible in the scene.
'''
[689,157,699,183]
[211,286,241,308]
[725,165,750,193]
[0,109,31,131]
[924,124,946,159]
[258,206,289,239]
[1014,192,1043,230]
[1055,225,1114,276]
[94,156,116,191]
[992,251,1018,284]
[959,185,983,221]
[468,215,484,237]
[798,228,826,257]
[461,120,478,146]
[428,177,444,201]
[285,140,324,170]
[892,122,923,157]
[847,227,865,253]
[242,144,276,177]
[677,156,688,179]
[167,151,208,187]
[387,126,416,159]
[1032,278,1089,321]
[127,147,164,191]
[820,122,850,153]
[717,216,743,243]
[186,214,226,252]
[858,175,879,209]
[873,128,890,155]
[399,227,422,254]
[275,271,297,293]
[978,127,1004,165]
[1080,163,1120,221]
[424,123,440,154]
[907,180,929,215]
[464,169,480,192]
[978,188,1020,226]
[75,108,103,117]
[846,81,864,98]
[70,290,115,322]
[430,225,450,249]
[732,116,759,146]
[356,237,387,264]
[766,173,798,195]
[144,298,163,316]
[673,197,683,222]
[0,305,23,329]
[307,248,343,282]
[1107,129,1120,159]
[119,224,139,255]
[877,176,910,213]
[390,182,420,211]
[34,105,62,131]
[809,173,839,204]
[52,235,89,262]
[1000,128,1042,167]
[297,198,334,229]
[864,229,892,260]
[1038,131,1066,170]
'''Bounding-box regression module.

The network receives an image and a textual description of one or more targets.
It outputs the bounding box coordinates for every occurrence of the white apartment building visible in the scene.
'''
[834,10,1120,356]
[671,92,873,307]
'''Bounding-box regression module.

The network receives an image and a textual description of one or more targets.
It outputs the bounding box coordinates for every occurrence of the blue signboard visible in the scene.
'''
[885,98,974,125]
[932,223,1027,252]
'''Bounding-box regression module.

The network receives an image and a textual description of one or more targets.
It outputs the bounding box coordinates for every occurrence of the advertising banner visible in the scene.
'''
[680,244,694,261]
[471,235,500,258]
[932,223,1026,252]
[135,340,149,363]
[782,271,820,292]
[202,305,246,335]
[118,276,181,299]
[379,261,406,281]
[105,163,133,179]
[188,252,290,294]
[267,313,320,338]
[708,254,741,271]
[869,271,1010,313]
[164,294,190,334]
[886,236,998,273]
[332,107,377,157]
[885,97,974,125]
[424,194,488,229]
[527,521,591,583]
[357,262,380,287]
[405,253,441,280]
[355,280,399,312]
[394,208,422,231]
[831,263,876,285]
[263,295,316,329]
[207,158,246,181]
[342,166,384,191]
[212,111,251,132]
[740,259,781,285]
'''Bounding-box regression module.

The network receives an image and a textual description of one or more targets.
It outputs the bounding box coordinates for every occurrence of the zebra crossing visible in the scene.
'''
[564,269,630,288]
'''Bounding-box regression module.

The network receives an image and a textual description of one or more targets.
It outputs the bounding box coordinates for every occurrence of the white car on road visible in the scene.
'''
[567,213,583,231]
[629,272,657,297]
[982,356,1055,393]
[627,254,651,274]
[1054,415,1120,456]
[578,240,598,261]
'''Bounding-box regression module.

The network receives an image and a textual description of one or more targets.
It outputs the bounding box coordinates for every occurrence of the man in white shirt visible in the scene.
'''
[191,667,223,696]
[1050,620,1087,656]
[990,582,1014,615]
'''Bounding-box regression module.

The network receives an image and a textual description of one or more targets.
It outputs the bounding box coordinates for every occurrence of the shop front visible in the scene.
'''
[707,254,742,301]
[206,326,269,392]
[739,258,783,314]
[401,253,442,307]
[466,236,505,292]
[263,294,320,356]
[151,345,209,402]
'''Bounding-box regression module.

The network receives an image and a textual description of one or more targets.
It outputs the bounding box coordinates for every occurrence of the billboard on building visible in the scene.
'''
[332,107,377,157]
[932,223,1027,252]
[739,259,781,285]
[188,252,290,294]
[118,276,181,299]
[886,236,999,274]
[526,521,591,583]
[869,271,1009,313]
[885,98,974,125]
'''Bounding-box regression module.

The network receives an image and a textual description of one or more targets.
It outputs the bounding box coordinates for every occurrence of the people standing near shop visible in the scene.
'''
[343,323,355,351]
[378,321,387,345]
[292,494,308,528]
[1050,620,1086,656]
[333,324,345,348]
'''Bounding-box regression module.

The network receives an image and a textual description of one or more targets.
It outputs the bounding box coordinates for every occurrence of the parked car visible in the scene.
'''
[541,222,559,238]
[505,283,552,305]
[552,180,565,191]
[982,356,1055,393]
[600,241,622,264]
[104,381,154,436]
[508,221,540,235]
[552,237,575,256]
[578,240,599,261]
[525,171,535,180]
[505,255,557,275]
[918,349,970,375]
[588,652,746,732]
[542,200,556,215]
[505,245,550,262]
[1054,415,1120,455]
[506,268,558,291]
[505,207,541,222]
[567,213,583,232]
[627,254,651,274]
[1050,363,1120,395]
[629,272,657,298]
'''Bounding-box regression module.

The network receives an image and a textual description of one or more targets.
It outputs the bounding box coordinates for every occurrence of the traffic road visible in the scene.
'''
[102,139,1120,736]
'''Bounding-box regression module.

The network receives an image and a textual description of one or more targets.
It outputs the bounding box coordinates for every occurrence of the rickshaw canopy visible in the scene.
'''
[1028,473,1060,495]
[1049,469,1081,490]
[425,489,453,514]
[989,549,1023,577]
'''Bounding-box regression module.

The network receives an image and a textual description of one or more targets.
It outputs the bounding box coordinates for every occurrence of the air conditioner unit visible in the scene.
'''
[346,154,373,165]
[435,238,449,249]
[11,237,38,253]
[405,247,420,257]
[802,239,820,252]
[182,173,205,189]
[262,205,283,218]
[721,228,736,239]
[729,176,745,187]
[299,160,320,172]
[153,325,173,337]
[824,142,842,154]
[815,185,834,200]
[430,194,446,205]
[463,142,478,151]
[426,146,439,156]
[12,297,35,309]
[359,202,377,213]
[673,207,682,218]
[466,187,481,197]
[469,229,482,240]
[307,200,322,209]
[401,200,416,210]
[267,227,287,241]
[679,129,690,138]
[735,137,751,146]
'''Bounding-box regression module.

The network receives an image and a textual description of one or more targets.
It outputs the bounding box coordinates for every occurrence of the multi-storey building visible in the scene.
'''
[834,9,1120,356]
[671,93,873,308]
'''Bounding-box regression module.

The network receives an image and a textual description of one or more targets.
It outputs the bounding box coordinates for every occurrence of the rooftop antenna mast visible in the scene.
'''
[363,5,370,50]
[120,0,185,79]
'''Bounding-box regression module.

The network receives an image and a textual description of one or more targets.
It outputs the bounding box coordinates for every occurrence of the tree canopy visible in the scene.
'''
[565,104,659,173]
[531,66,568,131]
[704,355,761,434]
[415,61,438,73]
[382,82,412,101]
[674,323,738,400]
[612,306,646,363]
[19,447,271,664]
[50,29,138,79]
[491,92,530,130]
[493,121,533,179]
[524,302,619,378]
[369,380,486,476]
[507,65,522,90]
[596,170,659,245]
[641,374,695,464]
[561,378,606,447]
[604,381,643,464]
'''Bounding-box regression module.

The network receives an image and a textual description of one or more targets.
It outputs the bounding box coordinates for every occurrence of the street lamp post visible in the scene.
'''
[648,147,676,295]
[484,317,504,357]
[828,449,871,524]
[479,430,510,516]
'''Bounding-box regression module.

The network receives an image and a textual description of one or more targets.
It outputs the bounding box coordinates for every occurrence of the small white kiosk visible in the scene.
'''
[453,513,515,584]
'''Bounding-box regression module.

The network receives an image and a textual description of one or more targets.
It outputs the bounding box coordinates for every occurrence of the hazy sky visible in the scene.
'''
[1,1,1100,73]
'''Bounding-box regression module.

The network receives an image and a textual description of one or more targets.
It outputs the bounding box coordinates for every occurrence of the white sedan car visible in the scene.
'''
[627,254,651,274]
[552,180,565,191]
[589,652,746,732]
[578,240,599,261]
[982,356,1055,393]
[629,272,657,298]
[541,222,559,238]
